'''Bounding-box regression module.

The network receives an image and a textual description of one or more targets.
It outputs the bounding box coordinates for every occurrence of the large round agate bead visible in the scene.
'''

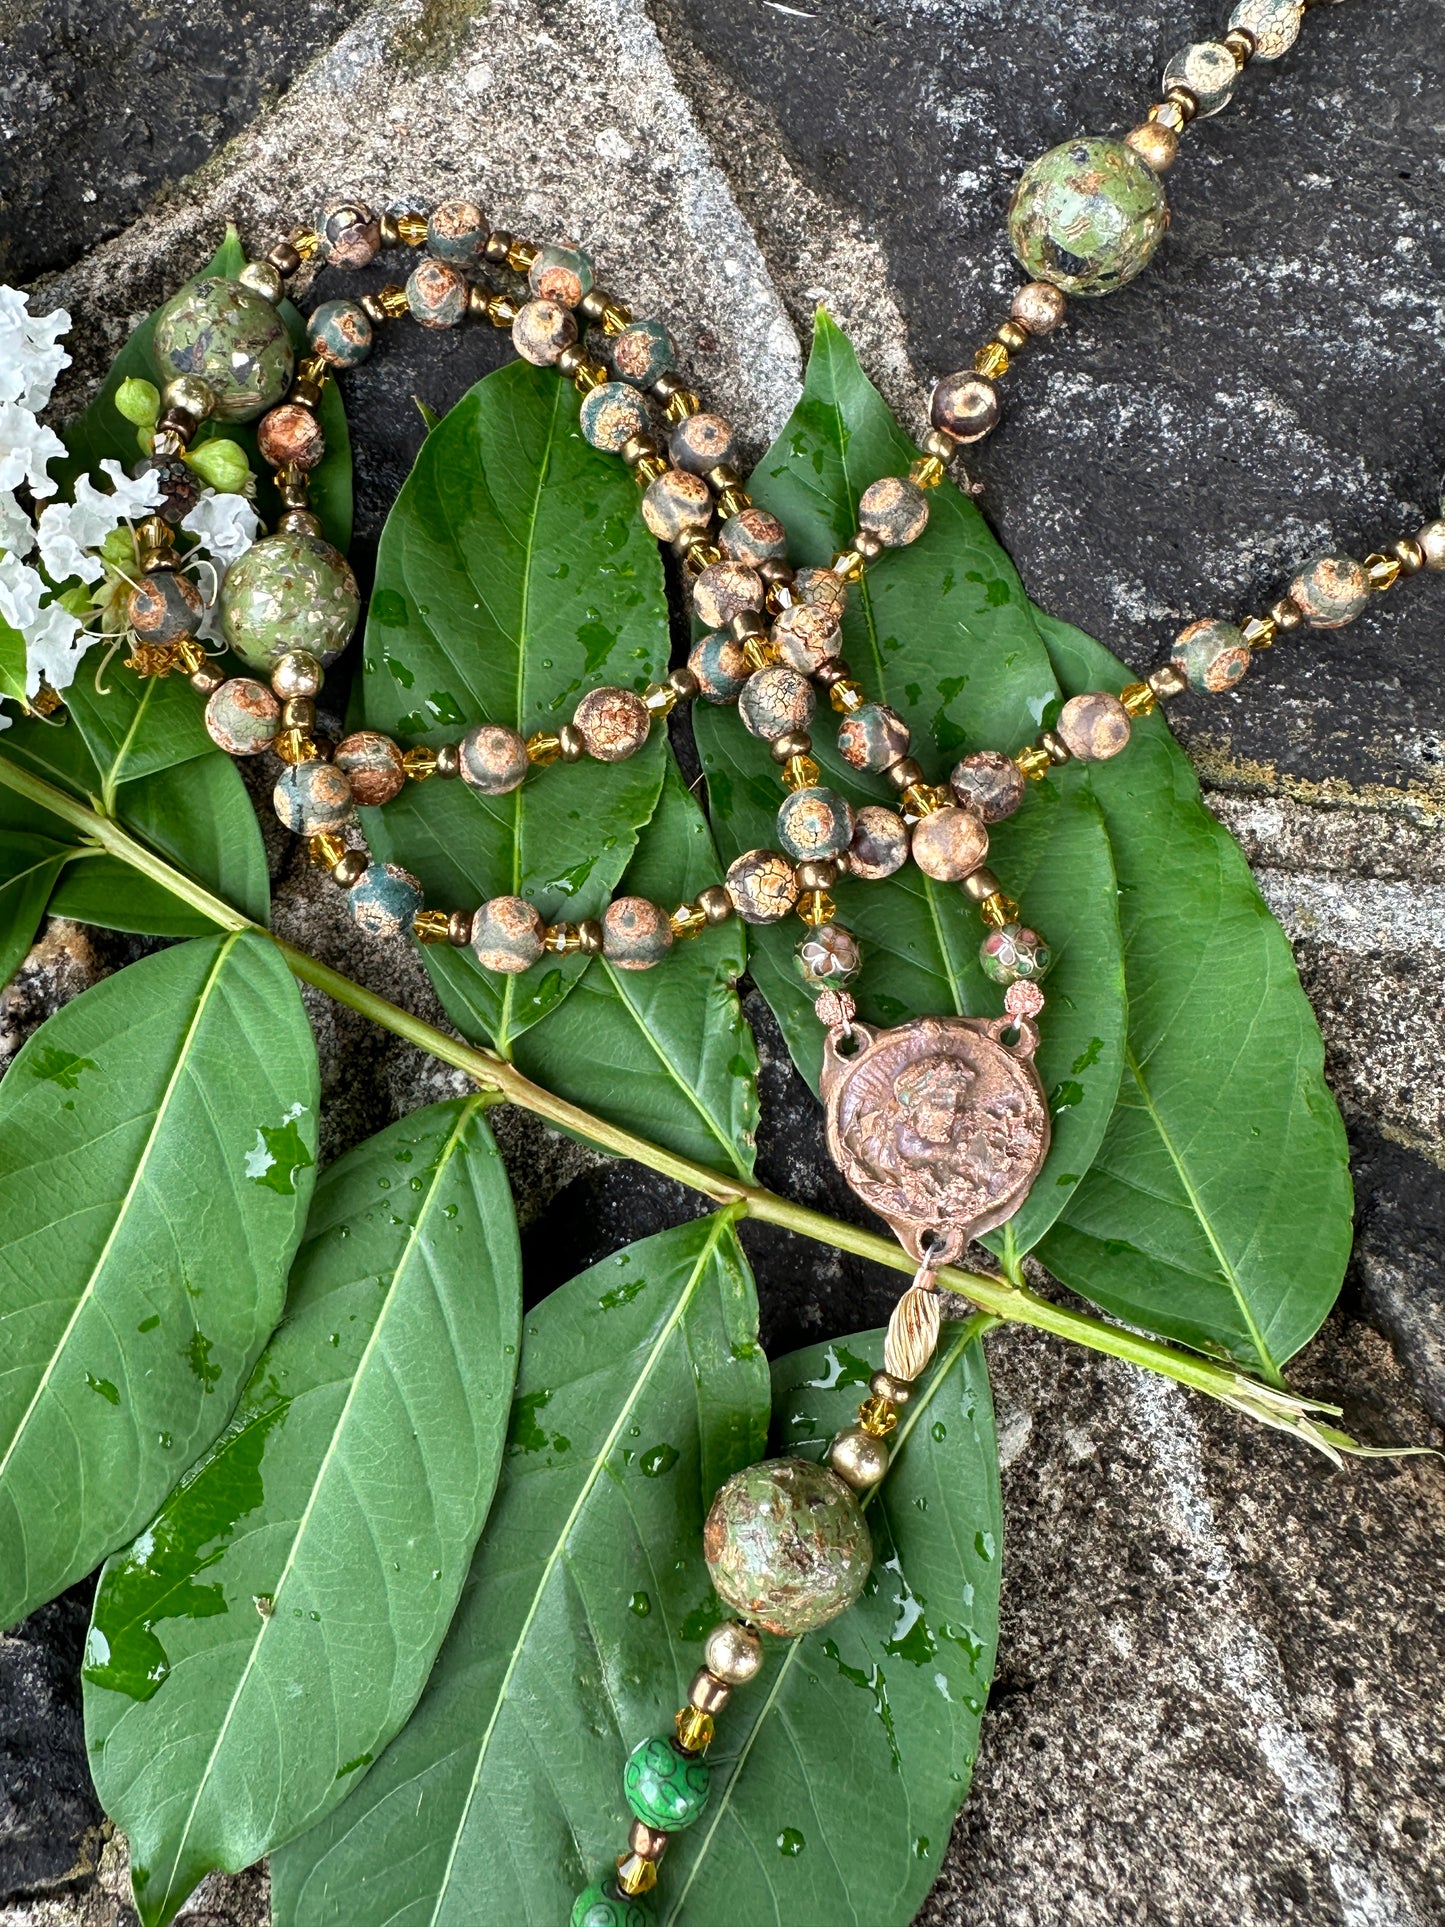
[1008,137,1169,296]
[704,1457,872,1636]
[220,531,360,671]
[151,275,294,422]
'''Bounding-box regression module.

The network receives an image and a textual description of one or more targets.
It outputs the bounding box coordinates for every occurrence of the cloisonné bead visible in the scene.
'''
[1226,0,1302,59]
[738,664,815,740]
[795,921,862,990]
[910,805,989,882]
[603,896,674,970]
[1162,41,1240,116]
[669,412,736,475]
[529,243,594,309]
[308,297,374,369]
[980,921,1053,986]
[579,381,652,453]
[204,678,279,756]
[573,685,651,762]
[427,198,488,264]
[1008,137,1169,296]
[1288,552,1371,628]
[688,630,751,704]
[258,402,326,471]
[1010,281,1068,336]
[273,760,354,836]
[642,467,712,541]
[930,371,1001,444]
[135,455,203,526]
[845,804,908,879]
[334,730,406,806]
[220,530,360,671]
[512,298,577,366]
[610,318,676,386]
[693,559,764,629]
[459,721,529,795]
[950,748,1026,822]
[127,570,203,643]
[322,202,380,269]
[858,475,929,547]
[571,1883,648,1927]
[624,1736,710,1833]
[777,786,854,863]
[1056,690,1132,761]
[837,700,910,773]
[725,848,799,924]
[472,895,545,974]
[719,507,787,565]
[704,1457,871,1636]
[1171,618,1252,693]
[705,1620,763,1686]
[348,861,424,939]
[406,259,469,329]
[772,601,841,674]
[151,274,294,422]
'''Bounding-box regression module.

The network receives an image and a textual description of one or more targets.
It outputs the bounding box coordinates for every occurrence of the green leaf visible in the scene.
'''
[269,1213,769,1927]
[696,313,1126,1243]
[514,759,759,1178]
[0,613,26,707]
[0,811,74,988]
[118,753,270,926]
[1032,612,1353,1375]
[64,666,213,796]
[84,1097,521,1927]
[658,1319,1002,1927]
[0,931,318,1628]
[46,856,222,938]
[359,358,670,1055]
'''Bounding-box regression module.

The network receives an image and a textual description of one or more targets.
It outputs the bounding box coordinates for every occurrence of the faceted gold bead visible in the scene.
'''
[396,211,430,245]
[980,891,1020,928]
[859,1393,899,1439]
[275,727,321,765]
[975,340,1010,380]
[909,454,947,489]
[781,754,821,790]
[742,637,781,672]
[296,353,328,386]
[717,486,752,518]
[543,922,582,954]
[644,681,678,715]
[900,782,947,820]
[797,889,836,926]
[402,745,440,780]
[685,541,722,576]
[289,227,323,262]
[1240,614,1277,650]
[525,731,563,766]
[636,453,670,485]
[1364,552,1402,591]
[670,902,709,940]
[506,239,539,271]
[413,909,453,944]
[1120,680,1158,718]
[484,293,520,328]
[308,831,348,871]
[828,679,865,714]
[831,549,866,582]
[572,361,607,395]
[674,1705,715,1754]
[664,388,702,422]
[600,302,633,335]
[377,284,410,319]
[616,1854,659,1898]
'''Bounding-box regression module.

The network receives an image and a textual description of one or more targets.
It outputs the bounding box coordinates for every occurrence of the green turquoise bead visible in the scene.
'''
[220,531,360,671]
[1008,137,1168,296]
[688,630,750,704]
[308,298,374,369]
[776,786,854,863]
[1171,618,1251,693]
[704,1456,871,1634]
[151,275,294,422]
[623,1735,711,1832]
[273,761,354,836]
[427,197,489,264]
[348,862,424,939]
[611,318,676,387]
[579,381,652,453]
[980,922,1052,987]
[571,1883,648,1927]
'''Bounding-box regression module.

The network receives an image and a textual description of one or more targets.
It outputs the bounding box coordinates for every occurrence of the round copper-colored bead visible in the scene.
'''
[573,686,651,762]
[334,730,406,806]
[815,657,852,690]
[435,743,461,779]
[697,884,733,925]
[558,722,586,762]
[271,650,324,699]
[704,1619,764,1686]
[885,756,925,792]
[910,806,990,882]
[795,859,838,891]
[1269,596,1306,632]
[931,372,1000,444]
[1009,281,1068,336]
[258,402,326,471]
[1125,121,1180,173]
[688,1668,732,1716]
[1057,692,1132,762]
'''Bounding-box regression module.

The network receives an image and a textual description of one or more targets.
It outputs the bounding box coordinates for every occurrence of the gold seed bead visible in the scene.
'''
[996,318,1031,353]
[402,745,440,781]
[635,453,670,485]
[413,909,453,944]
[980,891,1020,929]
[484,293,519,328]
[797,889,836,926]
[831,549,866,582]
[308,832,348,871]
[828,679,866,714]
[332,849,367,888]
[275,728,321,765]
[782,753,821,790]
[742,637,781,672]
[670,902,709,940]
[975,340,1010,380]
[288,227,323,262]
[395,211,430,246]
[697,884,732,925]
[1165,84,1199,122]
[544,922,582,954]
[616,1855,659,1899]
[1120,681,1157,718]
[1391,536,1424,576]
[600,302,633,335]
[643,681,678,716]
[858,1393,899,1438]
[506,239,539,271]
[909,454,947,490]
[663,388,702,423]
[685,541,722,576]
[675,1705,715,1753]
[448,909,473,947]
[717,485,752,518]
[1223,26,1255,64]
[1268,597,1305,632]
[1364,552,1402,591]
[525,731,563,766]
[1240,614,1278,650]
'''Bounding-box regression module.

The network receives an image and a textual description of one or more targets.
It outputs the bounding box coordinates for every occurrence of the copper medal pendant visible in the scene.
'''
[819,1010,1050,1260]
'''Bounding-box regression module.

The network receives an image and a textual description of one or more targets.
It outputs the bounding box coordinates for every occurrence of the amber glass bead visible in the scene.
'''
[675,1706,715,1753]
[402,745,440,780]
[1240,614,1277,650]
[742,637,780,672]
[572,361,607,394]
[980,891,1021,928]
[670,902,709,940]
[900,782,946,819]
[413,910,453,944]
[781,754,821,790]
[1364,552,1402,591]
[506,238,539,271]
[643,681,678,717]
[831,549,866,582]
[395,211,429,245]
[1014,745,1053,781]
[797,890,836,925]
[717,485,752,518]
[484,293,519,327]
[828,679,865,714]
[289,227,323,262]
[600,302,632,335]
[975,340,1010,380]
[616,1855,659,1898]
[685,542,722,576]
[376,284,410,319]
[663,388,702,422]
[544,922,584,954]
[909,454,947,489]
[1120,680,1157,718]
[308,831,348,871]
[859,1394,899,1438]
[526,731,563,766]
[635,453,670,485]
[275,727,321,764]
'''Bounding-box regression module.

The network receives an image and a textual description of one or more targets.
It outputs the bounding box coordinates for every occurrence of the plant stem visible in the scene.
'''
[0,751,1358,1456]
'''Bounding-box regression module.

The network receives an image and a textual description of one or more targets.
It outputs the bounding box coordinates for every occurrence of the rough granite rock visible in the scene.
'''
[1,1,1443,1924]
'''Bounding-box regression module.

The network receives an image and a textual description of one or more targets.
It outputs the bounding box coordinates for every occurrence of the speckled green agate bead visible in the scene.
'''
[777,786,854,862]
[837,701,910,773]
[1171,618,1252,693]
[579,381,652,453]
[273,761,354,836]
[624,1735,711,1832]
[571,1885,648,1927]
[1008,137,1169,296]
[688,630,751,703]
[603,896,674,970]
[204,678,279,756]
[704,1456,871,1636]
[1289,552,1371,628]
[427,198,488,264]
[307,298,374,369]
[348,862,424,939]
[220,531,360,671]
[151,275,294,422]
[610,317,676,386]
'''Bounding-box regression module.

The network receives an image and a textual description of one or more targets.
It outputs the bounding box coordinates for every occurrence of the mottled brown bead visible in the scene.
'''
[427,198,488,264]
[459,722,529,795]
[858,475,930,547]
[688,630,751,703]
[719,507,787,565]
[738,664,815,741]
[725,848,799,924]
[772,602,841,674]
[909,805,990,881]
[668,412,736,475]
[641,467,712,542]
[322,202,380,269]
[258,402,326,472]
[845,805,909,879]
[471,895,545,974]
[837,701,910,773]
[931,372,1001,443]
[791,567,849,618]
[512,298,577,366]
[950,749,1026,822]
[203,677,280,756]
[406,258,469,329]
[1010,280,1068,335]
[693,559,764,629]
[602,895,674,970]
[333,729,406,806]
[573,685,651,762]
[1057,691,1132,761]
[1288,552,1372,628]
[127,570,203,643]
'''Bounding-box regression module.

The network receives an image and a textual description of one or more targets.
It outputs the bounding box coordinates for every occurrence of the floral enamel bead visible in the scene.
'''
[641,467,712,541]
[348,862,424,939]
[693,559,764,629]
[127,570,202,643]
[459,722,529,796]
[772,602,841,674]
[321,202,380,269]
[406,259,469,329]
[602,896,674,970]
[220,530,360,671]
[427,198,488,264]
[471,895,545,974]
[151,274,294,422]
[858,475,929,547]
[792,566,849,617]
[1056,690,1132,761]
[573,685,651,761]
[273,760,354,836]
[512,299,577,366]
[571,1884,648,1927]
[725,848,799,924]
[910,805,989,882]
[1171,618,1252,693]
[1227,0,1302,58]
[579,381,651,453]
[610,318,676,386]
[738,665,815,740]
[795,921,862,990]
[669,412,736,475]
[704,1457,871,1635]
[258,402,325,471]
[980,922,1053,986]
[624,1735,710,1832]
[1289,552,1371,628]
[1008,137,1169,296]
[777,786,854,863]
[845,805,909,879]
[528,243,594,309]
[950,749,1026,822]
[837,700,910,773]
[719,507,787,565]
[308,297,374,369]
[204,678,279,757]
[334,730,406,807]
[688,630,751,704]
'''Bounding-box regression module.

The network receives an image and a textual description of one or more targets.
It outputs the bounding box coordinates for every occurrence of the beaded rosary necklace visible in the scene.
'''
[100,0,1443,1917]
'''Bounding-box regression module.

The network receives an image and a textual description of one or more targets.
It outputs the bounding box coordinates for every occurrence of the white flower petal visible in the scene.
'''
[23,595,87,698]
[0,285,73,413]
[0,486,34,559]
[181,487,261,568]
[0,548,44,632]
[0,400,67,498]
[98,457,165,521]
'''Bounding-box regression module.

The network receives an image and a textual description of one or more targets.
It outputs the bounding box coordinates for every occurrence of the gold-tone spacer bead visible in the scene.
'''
[909,454,947,490]
[1164,84,1199,122]
[395,211,430,246]
[858,1393,899,1439]
[600,302,633,335]
[831,549,866,582]
[979,891,1020,929]
[742,637,781,672]
[797,889,836,926]
[674,1705,715,1754]
[274,727,321,765]
[525,731,563,766]
[996,318,1031,353]
[974,340,1010,380]
[1223,26,1255,65]
[616,1854,659,1898]
[1240,614,1278,650]
[670,902,709,940]
[1364,552,1402,591]
[297,352,328,386]
[635,453,670,485]
[308,832,348,871]
[377,284,411,320]
[413,909,454,944]
[1147,100,1188,134]
[1120,680,1157,718]
[1268,597,1305,633]
[1391,536,1424,576]
[828,679,865,714]
[505,239,539,271]
[717,485,752,519]
[402,745,440,781]
[288,227,323,262]
[281,696,316,730]
[543,922,582,954]
[572,361,607,395]
[781,754,821,791]
[663,388,702,422]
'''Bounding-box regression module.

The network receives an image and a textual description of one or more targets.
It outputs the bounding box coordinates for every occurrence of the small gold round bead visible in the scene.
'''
[885,756,925,792]
[696,885,733,925]
[447,909,473,947]
[1039,730,1072,765]
[688,1667,732,1715]
[995,318,1030,353]
[629,1821,670,1861]
[1419,520,1445,571]
[1223,25,1256,64]
[795,859,838,891]
[188,662,226,697]
[704,1620,764,1686]
[1268,597,1306,632]
[558,723,586,763]
[577,918,604,954]
[920,426,959,463]
[960,866,1002,904]
[668,664,701,702]
[1125,121,1180,172]
[435,743,461,779]
[1147,663,1189,700]
[332,850,367,888]
[853,528,884,562]
[769,730,813,763]
[829,1423,890,1490]
[870,1369,912,1403]
[1391,536,1424,576]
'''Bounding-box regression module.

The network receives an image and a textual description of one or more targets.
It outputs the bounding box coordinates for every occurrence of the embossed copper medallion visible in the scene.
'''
[819,1011,1049,1259]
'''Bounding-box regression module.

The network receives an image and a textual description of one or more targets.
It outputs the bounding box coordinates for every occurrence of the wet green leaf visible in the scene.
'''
[0,931,318,1629]
[515,759,759,1177]
[1031,613,1353,1375]
[46,856,222,938]
[358,357,670,1055]
[84,1098,521,1927]
[0,830,72,989]
[269,1213,769,1927]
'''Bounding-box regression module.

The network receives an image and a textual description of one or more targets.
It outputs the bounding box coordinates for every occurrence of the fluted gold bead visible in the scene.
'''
[600,302,633,335]
[1120,680,1157,718]
[909,454,947,489]
[506,238,539,271]
[831,549,866,582]
[980,891,1020,928]
[525,731,563,766]
[402,745,440,781]
[308,831,348,871]
[828,679,866,714]
[664,388,702,422]
[636,453,670,485]
[975,340,1010,380]
[675,1705,715,1753]
[782,753,821,790]
[1240,614,1277,650]
[1364,552,1402,591]
[275,727,321,765]
[296,352,328,386]
[413,909,453,944]
[797,889,836,926]
[670,902,709,940]
[858,1393,899,1438]
[616,1855,659,1898]
[742,637,781,672]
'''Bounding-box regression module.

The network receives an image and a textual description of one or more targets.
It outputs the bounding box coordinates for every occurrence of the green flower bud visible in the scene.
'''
[56,581,94,617]
[114,377,161,428]
[99,526,136,567]
[184,438,252,493]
